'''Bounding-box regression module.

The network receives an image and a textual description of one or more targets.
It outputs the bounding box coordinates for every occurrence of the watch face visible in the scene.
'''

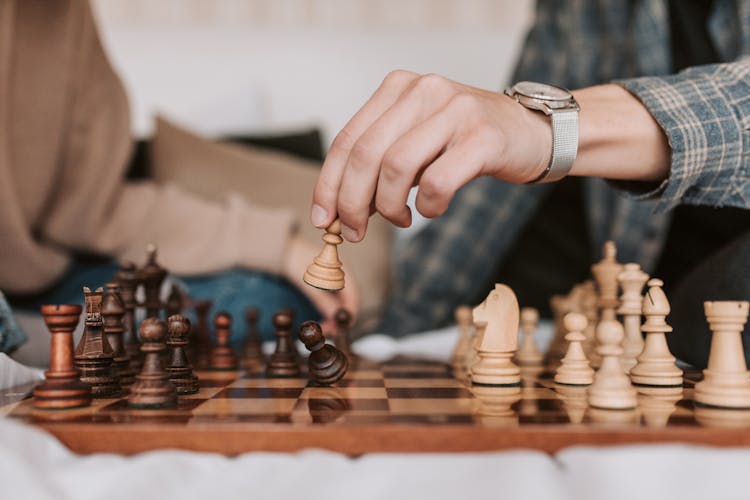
[513,81,571,101]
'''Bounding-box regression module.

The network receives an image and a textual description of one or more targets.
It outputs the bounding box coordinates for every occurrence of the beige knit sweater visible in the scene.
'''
[0,0,296,295]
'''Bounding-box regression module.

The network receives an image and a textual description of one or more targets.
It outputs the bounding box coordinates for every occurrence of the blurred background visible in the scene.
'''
[91,0,534,143]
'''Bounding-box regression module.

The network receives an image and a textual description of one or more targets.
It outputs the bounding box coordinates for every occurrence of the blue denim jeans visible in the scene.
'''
[8,260,320,347]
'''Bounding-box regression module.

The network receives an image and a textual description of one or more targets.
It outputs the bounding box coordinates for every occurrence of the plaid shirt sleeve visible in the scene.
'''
[615,57,750,211]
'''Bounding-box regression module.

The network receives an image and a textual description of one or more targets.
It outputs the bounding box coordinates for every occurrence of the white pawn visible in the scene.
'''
[630,279,683,387]
[588,316,637,410]
[555,313,594,386]
[451,306,474,369]
[470,284,521,387]
[695,301,750,409]
[517,307,543,366]
[618,263,649,373]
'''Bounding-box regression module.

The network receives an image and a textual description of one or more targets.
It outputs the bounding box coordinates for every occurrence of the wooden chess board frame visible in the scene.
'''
[3,357,750,456]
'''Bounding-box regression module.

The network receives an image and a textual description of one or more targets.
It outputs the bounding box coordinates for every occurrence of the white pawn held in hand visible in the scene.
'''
[695,301,750,409]
[630,279,682,387]
[517,307,543,366]
[470,284,521,387]
[555,312,594,386]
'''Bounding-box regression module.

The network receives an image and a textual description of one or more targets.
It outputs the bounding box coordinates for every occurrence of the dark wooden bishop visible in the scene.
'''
[101,283,135,390]
[128,317,177,408]
[209,312,238,370]
[334,308,353,358]
[166,314,200,394]
[75,287,121,398]
[33,304,92,409]
[266,311,301,378]
[242,307,265,372]
[114,261,142,372]
[139,244,167,319]
[299,321,348,385]
[190,299,213,369]
[166,284,183,317]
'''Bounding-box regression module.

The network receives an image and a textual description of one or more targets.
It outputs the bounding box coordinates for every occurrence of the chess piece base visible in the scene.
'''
[127,377,177,408]
[209,348,238,371]
[695,370,750,409]
[33,376,92,409]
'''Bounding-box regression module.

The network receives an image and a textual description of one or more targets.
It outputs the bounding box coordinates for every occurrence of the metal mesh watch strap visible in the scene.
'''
[531,108,579,184]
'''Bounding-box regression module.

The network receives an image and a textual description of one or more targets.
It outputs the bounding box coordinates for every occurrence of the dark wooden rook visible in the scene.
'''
[75,287,121,398]
[209,312,238,370]
[299,321,348,385]
[33,304,92,409]
[266,311,301,378]
[139,244,167,319]
[114,261,142,372]
[128,318,177,408]
[101,283,135,389]
[166,314,200,394]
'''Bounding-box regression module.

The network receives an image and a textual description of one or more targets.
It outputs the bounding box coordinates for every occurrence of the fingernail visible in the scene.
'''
[341,224,359,242]
[311,204,328,227]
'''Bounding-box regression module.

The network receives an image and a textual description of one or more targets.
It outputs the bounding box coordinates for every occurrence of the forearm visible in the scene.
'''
[570,84,670,182]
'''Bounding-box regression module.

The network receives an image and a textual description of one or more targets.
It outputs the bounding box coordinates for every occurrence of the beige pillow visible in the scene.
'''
[150,116,392,332]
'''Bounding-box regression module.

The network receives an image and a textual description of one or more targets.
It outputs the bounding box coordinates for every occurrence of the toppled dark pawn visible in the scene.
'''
[299,321,348,386]
[101,283,135,389]
[166,315,200,394]
[128,318,177,408]
[75,287,121,398]
[209,312,238,370]
[243,307,265,372]
[266,311,300,378]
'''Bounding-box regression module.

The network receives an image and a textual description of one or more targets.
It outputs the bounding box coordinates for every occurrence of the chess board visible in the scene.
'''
[2,357,750,455]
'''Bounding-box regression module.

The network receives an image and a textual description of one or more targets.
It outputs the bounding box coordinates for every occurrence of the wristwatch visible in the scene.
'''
[504,81,579,184]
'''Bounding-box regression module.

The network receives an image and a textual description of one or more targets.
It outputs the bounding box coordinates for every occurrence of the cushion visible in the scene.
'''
[150,116,392,332]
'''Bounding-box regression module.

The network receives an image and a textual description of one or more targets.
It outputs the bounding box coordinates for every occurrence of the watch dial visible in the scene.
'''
[513,81,571,101]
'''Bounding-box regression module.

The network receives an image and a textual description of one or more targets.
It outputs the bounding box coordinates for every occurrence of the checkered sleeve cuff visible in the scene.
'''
[613,59,750,212]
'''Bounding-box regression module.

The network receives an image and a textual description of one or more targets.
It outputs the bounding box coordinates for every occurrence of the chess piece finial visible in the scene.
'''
[266,311,301,377]
[517,307,542,366]
[34,304,92,409]
[617,263,649,372]
[694,301,750,408]
[555,312,594,386]
[470,284,521,387]
[209,312,238,370]
[139,244,167,319]
[166,314,200,394]
[303,219,345,291]
[299,321,348,385]
[101,283,135,389]
[630,278,682,387]
[128,317,177,408]
[75,286,121,398]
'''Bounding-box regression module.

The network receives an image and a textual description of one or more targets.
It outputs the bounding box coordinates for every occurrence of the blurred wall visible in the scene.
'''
[91,0,534,143]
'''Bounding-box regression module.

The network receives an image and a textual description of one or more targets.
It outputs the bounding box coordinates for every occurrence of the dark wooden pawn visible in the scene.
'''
[190,299,213,369]
[266,311,301,378]
[128,318,177,408]
[101,283,135,389]
[114,261,142,372]
[33,305,92,409]
[334,308,353,358]
[299,321,348,385]
[243,307,265,372]
[75,287,121,398]
[139,244,167,319]
[166,314,200,394]
[209,312,238,370]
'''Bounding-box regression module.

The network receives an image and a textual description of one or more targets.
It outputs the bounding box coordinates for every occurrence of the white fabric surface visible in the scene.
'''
[2,323,750,500]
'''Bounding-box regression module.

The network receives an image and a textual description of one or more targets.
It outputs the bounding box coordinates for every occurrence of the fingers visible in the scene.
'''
[312,70,418,230]
[336,75,459,239]
[414,136,488,218]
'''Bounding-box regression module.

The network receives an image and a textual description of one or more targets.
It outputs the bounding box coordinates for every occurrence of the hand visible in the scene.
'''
[310,70,552,242]
[310,72,670,243]
[281,233,359,335]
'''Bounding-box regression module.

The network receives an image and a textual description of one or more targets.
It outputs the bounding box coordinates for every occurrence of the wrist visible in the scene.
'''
[571,84,670,181]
